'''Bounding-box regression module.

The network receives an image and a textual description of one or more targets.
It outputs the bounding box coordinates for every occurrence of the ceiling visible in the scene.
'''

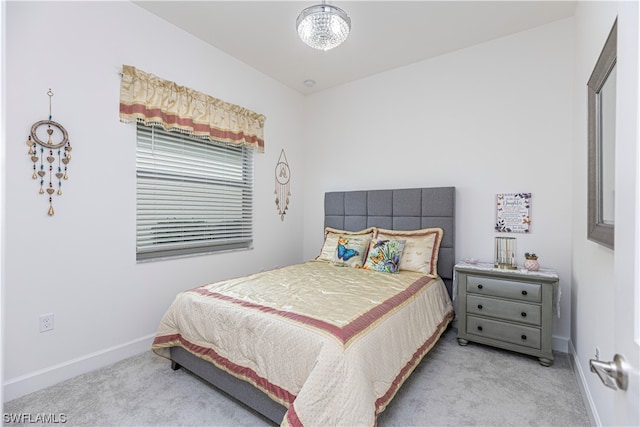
[133,1,576,95]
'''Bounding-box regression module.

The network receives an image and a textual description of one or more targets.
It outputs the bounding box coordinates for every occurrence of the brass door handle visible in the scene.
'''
[589,354,628,391]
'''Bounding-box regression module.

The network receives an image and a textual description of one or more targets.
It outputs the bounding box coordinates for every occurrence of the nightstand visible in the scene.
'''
[454,262,558,366]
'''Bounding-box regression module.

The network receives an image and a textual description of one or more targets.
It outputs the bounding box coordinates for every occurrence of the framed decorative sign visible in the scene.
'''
[495,193,531,233]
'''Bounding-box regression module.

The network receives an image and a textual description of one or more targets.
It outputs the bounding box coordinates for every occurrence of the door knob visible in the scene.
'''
[589,354,628,391]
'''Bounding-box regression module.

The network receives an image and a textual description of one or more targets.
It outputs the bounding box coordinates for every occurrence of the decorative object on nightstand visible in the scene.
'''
[524,253,540,271]
[455,262,558,366]
[494,237,517,269]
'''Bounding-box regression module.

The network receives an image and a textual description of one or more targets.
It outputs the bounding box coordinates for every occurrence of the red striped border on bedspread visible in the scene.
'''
[189,275,439,347]
[284,309,454,427]
[152,333,297,407]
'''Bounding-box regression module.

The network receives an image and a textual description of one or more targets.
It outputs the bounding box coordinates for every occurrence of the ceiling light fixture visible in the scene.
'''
[296,1,351,51]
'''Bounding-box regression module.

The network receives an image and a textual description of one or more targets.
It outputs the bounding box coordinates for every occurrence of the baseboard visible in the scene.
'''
[552,334,569,353]
[569,339,600,426]
[2,333,156,402]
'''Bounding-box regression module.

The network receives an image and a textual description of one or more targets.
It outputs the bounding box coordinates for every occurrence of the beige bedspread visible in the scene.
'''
[152,260,453,427]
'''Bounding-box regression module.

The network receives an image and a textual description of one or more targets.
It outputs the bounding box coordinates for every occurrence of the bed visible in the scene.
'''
[152,187,456,426]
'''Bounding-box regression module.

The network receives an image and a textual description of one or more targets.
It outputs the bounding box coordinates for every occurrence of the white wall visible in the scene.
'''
[570,2,637,425]
[301,19,575,350]
[3,1,305,400]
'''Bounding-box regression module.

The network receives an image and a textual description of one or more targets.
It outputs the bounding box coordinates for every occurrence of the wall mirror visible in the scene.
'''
[587,19,617,249]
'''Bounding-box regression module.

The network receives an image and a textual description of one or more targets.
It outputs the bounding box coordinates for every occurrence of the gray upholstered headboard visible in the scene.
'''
[324,187,456,296]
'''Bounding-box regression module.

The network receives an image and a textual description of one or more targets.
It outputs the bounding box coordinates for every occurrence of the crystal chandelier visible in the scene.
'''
[296,2,351,51]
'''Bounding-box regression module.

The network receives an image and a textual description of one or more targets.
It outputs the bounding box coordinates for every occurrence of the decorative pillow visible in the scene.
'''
[375,228,444,277]
[363,239,406,274]
[317,227,376,262]
[330,236,369,268]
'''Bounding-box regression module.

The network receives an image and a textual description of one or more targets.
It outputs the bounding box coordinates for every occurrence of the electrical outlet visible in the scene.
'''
[39,313,54,333]
[595,346,600,360]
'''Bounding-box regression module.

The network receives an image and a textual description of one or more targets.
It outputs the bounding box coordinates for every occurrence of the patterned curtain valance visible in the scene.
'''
[119,65,265,153]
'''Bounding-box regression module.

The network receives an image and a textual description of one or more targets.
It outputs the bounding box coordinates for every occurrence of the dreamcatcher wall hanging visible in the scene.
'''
[26,89,72,216]
[275,149,291,221]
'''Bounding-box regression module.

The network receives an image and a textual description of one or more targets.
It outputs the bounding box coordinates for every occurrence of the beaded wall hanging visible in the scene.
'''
[274,149,291,221]
[27,89,72,216]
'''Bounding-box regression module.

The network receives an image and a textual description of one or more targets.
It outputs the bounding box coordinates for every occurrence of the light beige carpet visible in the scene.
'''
[3,328,590,426]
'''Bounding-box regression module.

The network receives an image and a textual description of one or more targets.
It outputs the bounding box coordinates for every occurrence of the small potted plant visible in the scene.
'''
[524,252,539,271]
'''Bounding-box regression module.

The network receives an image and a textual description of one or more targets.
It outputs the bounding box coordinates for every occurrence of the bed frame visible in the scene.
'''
[170,186,456,424]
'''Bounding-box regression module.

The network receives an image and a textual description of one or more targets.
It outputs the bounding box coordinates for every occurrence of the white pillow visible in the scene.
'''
[375,228,444,277]
[316,227,376,262]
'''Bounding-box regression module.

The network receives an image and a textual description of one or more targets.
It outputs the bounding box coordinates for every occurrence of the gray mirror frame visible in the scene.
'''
[587,19,617,250]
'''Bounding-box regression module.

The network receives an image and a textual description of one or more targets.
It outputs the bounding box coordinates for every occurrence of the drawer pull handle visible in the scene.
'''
[521,290,528,296]
[478,284,484,290]
[477,326,483,332]
[477,304,483,310]
[521,312,527,317]
[521,335,527,340]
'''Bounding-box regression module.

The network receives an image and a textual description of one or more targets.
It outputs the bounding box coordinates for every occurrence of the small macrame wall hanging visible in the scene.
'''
[27,89,72,216]
[274,149,291,221]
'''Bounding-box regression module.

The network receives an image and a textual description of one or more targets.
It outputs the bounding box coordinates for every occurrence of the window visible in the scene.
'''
[136,123,254,260]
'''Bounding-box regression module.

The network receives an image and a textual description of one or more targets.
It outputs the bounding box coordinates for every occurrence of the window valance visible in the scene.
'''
[119,65,265,153]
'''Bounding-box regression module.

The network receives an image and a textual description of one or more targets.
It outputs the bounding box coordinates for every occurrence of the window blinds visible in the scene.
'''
[136,124,254,260]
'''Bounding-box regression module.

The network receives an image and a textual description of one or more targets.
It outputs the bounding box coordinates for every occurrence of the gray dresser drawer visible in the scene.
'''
[467,275,541,303]
[467,315,541,349]
[456,264,557,366]
[467,294,541,326]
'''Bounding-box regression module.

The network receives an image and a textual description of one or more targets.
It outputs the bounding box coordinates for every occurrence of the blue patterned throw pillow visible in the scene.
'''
[363,239,406,273]
[331,236,369,268]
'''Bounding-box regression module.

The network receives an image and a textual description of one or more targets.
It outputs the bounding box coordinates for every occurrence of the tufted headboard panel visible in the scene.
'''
[324,187,456,296]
